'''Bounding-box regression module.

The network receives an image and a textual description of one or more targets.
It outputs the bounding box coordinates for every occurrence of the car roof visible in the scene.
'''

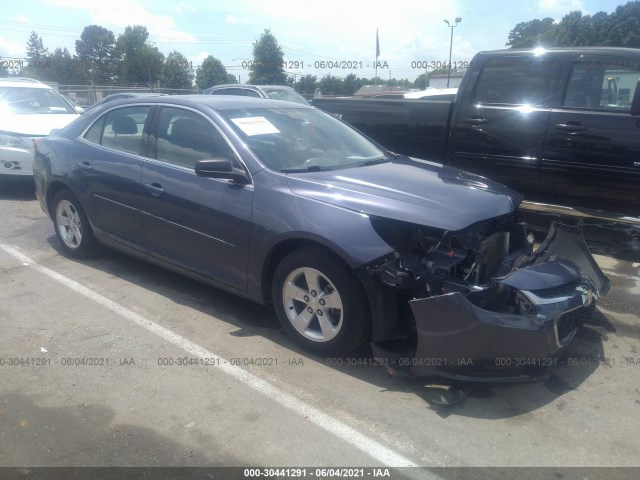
[0,78,53,89]
[482,47,640,57]
[206,84,295,91]
[102,92,169,99]
[105,94,312,111]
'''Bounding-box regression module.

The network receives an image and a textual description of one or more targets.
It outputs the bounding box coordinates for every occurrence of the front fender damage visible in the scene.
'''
[370,222,609,382]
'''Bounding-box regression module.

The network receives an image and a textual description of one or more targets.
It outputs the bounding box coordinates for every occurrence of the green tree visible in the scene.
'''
[115,25,164,84]
[160,51,194,89]
[195,55,230,89]
[607,1,640,47]
[75,25,117,84]
[319,74,341,95]
[554,11,593,46]
[413,73,428,89]
[227,73,239,84]
[342,73,360,95]
[506,18,557,48]
[45,47,88,85]
[24,31,49,79]
[249,29,287,84]
[506,1,640,49]
[591,11,614,45]
[294,74,317,94]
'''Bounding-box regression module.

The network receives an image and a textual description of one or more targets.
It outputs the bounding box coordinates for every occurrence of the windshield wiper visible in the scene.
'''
[281,165,333,173]
[358,157,391,167]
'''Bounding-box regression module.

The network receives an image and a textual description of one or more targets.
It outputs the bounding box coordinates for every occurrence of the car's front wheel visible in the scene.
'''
[272,247,369,356]
[52,189,98,258]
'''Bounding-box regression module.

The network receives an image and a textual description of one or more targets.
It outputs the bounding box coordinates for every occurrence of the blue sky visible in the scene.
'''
[0,0,628,82]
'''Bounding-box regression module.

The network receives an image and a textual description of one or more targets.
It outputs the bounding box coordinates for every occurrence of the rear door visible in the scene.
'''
[449,54,562,195]
[75,105,153,248]
[541,54,640,215]
[140,105,254,290]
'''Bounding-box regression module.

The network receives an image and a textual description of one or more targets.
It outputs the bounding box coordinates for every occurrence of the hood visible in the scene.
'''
[0,113,79,136]
[286,158,523,232]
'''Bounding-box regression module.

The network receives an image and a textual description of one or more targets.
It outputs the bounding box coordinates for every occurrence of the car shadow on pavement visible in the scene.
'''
[0,179,36,201]
[44,235,284,338]
[43,234,624,419]
[0,393,241,466]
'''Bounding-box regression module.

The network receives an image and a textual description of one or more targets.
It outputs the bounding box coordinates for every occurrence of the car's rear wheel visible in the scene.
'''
[272,247,369,356]
[52,190,98,258]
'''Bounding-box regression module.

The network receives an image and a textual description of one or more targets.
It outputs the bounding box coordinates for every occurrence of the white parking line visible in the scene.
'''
[602,270,640,281]
[0,243,424,469]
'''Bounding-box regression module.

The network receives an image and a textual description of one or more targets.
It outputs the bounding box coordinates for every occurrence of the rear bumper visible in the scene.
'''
[372,223,609,383]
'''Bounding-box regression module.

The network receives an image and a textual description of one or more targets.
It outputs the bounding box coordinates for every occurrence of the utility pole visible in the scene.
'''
[444,17,462,88]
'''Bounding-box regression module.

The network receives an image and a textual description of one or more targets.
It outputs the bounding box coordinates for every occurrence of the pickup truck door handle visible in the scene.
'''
[462,117,488,125]
[144,183,165,196]
[555,122,588,132]
[77,161,93,171]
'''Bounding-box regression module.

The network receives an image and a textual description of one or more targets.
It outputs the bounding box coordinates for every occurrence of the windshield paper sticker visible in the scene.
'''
[231,117,280,136]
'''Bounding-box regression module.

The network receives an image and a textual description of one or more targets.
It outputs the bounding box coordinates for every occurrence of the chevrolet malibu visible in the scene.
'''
[33,96,609,382]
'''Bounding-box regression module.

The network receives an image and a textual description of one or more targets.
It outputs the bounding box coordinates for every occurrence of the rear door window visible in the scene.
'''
[84,106,151,156]
[562,56,640,110]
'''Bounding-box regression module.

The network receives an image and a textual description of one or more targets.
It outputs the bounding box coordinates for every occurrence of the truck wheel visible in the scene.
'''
[272,247,369,356]
[52,190,98,258]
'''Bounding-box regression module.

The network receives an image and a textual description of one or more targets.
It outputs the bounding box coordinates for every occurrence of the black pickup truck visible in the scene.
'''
[313,47,640,220]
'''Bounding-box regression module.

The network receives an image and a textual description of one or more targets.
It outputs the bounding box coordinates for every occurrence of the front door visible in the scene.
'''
[140,106,254,291]
[449,54,562,196]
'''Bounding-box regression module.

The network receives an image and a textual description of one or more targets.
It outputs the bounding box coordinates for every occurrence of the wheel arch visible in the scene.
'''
[260,237,363,307]
[46,181,75,219]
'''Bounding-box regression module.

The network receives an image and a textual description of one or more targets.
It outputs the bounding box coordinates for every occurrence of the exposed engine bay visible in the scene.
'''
[364,215,610,382]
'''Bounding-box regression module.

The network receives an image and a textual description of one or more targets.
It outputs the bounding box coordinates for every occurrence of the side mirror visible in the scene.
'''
[195,158,250,184]
[74,105,85,115]
[631,80,640,116]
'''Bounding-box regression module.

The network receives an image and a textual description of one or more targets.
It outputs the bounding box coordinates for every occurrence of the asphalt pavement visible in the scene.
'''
[1,180,639,473]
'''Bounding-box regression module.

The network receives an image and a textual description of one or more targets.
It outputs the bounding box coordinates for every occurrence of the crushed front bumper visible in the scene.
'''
[372,223,610,382]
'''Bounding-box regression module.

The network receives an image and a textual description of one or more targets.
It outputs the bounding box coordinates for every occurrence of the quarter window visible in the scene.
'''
[155,107,236,169]
[563,57,640,110]
[475,56,558,105]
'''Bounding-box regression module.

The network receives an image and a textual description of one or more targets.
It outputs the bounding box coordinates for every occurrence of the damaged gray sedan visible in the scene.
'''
[34,96,608,382]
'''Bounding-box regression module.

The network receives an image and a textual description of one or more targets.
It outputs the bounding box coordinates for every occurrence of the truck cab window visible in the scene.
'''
[474,56,557,106]
[563,57,640,110]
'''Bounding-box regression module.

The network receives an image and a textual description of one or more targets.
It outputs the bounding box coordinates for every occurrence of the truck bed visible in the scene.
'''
[312,98,453,162]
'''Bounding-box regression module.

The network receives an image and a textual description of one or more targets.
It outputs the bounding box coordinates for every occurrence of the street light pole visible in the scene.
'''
[444,17,462,88]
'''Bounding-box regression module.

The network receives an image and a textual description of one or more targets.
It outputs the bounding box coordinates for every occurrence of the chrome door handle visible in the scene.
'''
[144,183,164,196]
[555,123,588,132]
[463,117,488,125]
[77,161,93,171]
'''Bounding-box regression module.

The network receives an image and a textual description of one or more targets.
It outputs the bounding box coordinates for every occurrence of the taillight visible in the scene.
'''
[33,137,42,151]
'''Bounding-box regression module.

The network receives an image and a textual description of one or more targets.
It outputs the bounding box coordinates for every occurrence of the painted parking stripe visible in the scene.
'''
[0,243,427,470]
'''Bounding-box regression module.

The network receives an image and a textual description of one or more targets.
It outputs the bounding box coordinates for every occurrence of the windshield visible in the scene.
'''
[222,107,389,172]
[0,86,76,114]
[263,88,310,105]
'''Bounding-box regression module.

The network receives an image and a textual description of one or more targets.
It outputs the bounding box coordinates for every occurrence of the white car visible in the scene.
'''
[0,78,80,178]
[404,87,458,100]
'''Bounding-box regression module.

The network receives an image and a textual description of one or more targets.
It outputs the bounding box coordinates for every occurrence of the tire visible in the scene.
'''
[272,247,370,356]
[52,189,99,258]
